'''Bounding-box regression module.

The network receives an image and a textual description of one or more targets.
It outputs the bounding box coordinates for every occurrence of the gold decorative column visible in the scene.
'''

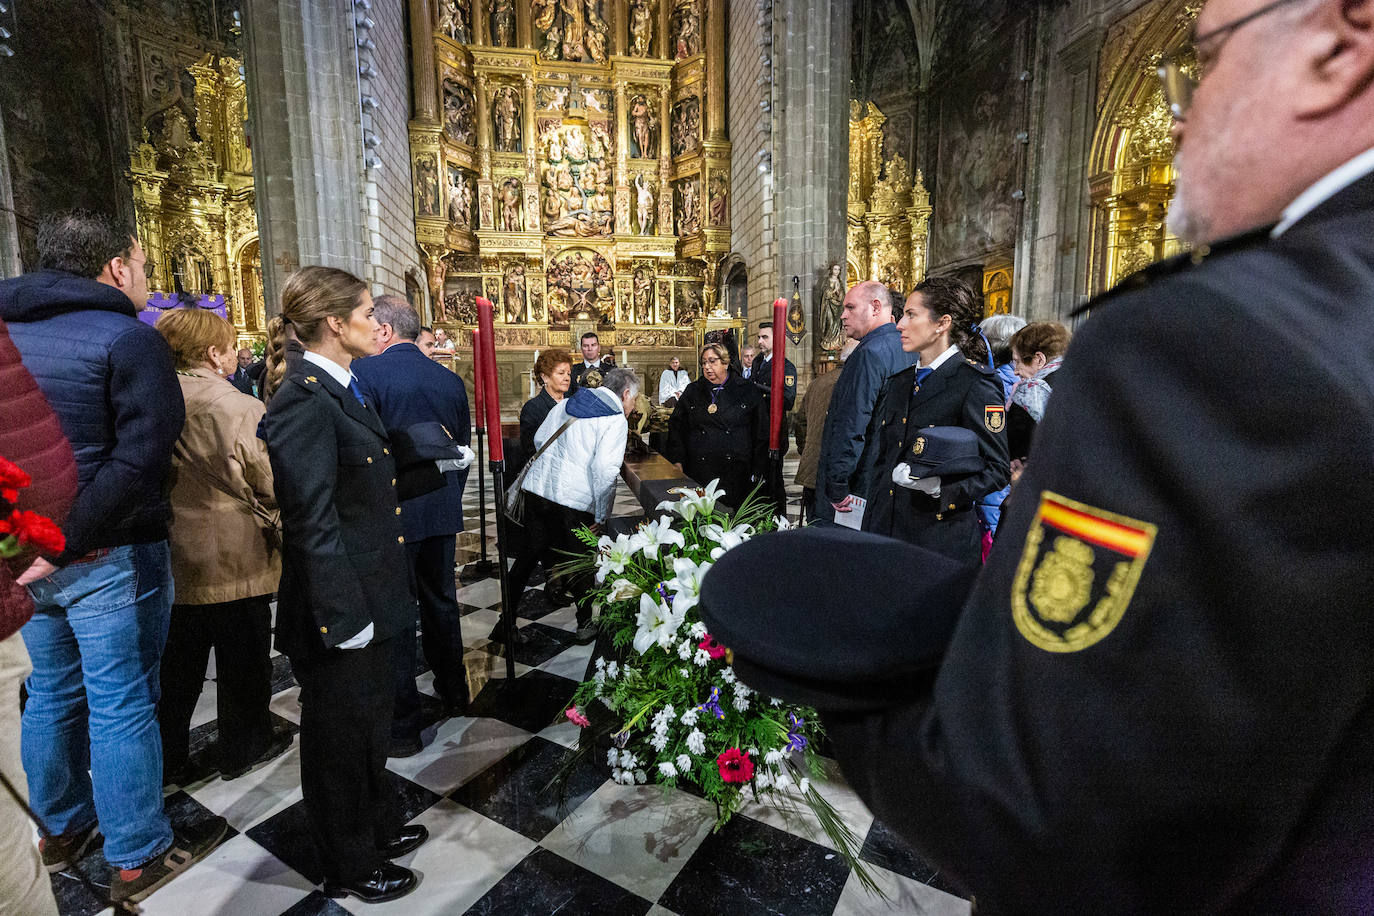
[410,0,439,122]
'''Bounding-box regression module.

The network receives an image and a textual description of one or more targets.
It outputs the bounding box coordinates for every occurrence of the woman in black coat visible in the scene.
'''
[864,276,1010,567]
[518,348,573,463]
[665,342,765,511]
[262,266,424,904]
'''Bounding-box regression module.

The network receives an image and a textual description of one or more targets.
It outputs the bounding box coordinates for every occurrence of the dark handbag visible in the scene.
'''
[504,417,577,524]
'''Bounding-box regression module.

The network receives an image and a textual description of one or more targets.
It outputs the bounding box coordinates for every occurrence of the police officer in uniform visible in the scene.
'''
[863,277,1008,565]
[700,0,1374,910]
[665,342,765,510]
[569,331,615,392]
[749,321,796,515]
[263,267,425,904]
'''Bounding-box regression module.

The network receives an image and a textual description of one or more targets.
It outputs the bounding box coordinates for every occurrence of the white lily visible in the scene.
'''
[606,578,641,602]
[656,479,726,521]
[633,593,685,655]
[774,514,795,530]
[668,557,711,614]
[701,517,754,560]
[636,516,686,558]
[595,533,637,584]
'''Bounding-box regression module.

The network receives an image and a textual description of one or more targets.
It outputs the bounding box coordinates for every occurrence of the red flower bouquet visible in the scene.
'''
[716,747,754,784]
[0,458,64,560]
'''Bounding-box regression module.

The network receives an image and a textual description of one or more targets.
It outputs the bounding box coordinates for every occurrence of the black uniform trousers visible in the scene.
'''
[391,534,468,741]
[293,639,397,883]
[158,595,275,774]
[507,493,595,627]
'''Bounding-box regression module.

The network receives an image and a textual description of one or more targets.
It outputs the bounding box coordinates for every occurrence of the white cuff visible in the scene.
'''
[337,622,374,649]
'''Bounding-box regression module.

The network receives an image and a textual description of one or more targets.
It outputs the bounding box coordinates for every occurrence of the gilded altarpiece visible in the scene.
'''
[124,32,263,344]
[1087,0,1197,295]
[845,101,931,311]
[412,0,731,406]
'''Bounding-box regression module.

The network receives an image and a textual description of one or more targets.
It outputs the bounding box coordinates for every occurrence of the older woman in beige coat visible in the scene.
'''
[155,308,290,785]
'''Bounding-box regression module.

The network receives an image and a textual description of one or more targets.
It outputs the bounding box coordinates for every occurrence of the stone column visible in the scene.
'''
[476,73,493,179]
[523,74,537,156]
[410,0,439,122]
[705,0,725,140]
[658,88,672,232]
[615,0,629,56]
[615,84,631,234]
[516,0,531,48]
[474,0,488,45]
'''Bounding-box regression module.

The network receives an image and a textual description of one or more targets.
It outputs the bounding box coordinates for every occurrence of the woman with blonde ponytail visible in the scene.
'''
[261,265,423,903]
[260,315,297,401]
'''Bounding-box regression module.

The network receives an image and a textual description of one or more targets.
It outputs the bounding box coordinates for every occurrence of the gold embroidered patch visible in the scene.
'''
[1012,491,1157,653]
[911,437,925,456]
[305,376,318,383]
[985,405,1005,433]
[784,374,795,385]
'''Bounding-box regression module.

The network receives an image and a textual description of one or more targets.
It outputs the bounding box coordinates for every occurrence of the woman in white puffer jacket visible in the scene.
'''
[512,367,639,643]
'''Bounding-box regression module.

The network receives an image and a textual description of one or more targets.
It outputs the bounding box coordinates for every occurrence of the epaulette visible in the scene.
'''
[963,357,997,376]
[1072,222,1276,317]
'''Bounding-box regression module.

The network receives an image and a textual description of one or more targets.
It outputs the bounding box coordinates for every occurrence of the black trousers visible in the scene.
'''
[507,493,594,627]
[293,639,397,883]
[391,534,468,741]
[159,595,274,773]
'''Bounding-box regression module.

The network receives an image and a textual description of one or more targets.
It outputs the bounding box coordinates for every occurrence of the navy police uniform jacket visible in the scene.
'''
[664,373,764,510]
[748,352,796,446]
[820,173,1374,912]
[569,355,615,393]
[352,341,471,542]
[263,362,414,661]
[862,358,1009,565]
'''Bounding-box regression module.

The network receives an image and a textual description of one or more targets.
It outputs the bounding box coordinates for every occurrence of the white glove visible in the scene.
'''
[892,462,941,497]
[453,444,475,470]
[436,445,476,473]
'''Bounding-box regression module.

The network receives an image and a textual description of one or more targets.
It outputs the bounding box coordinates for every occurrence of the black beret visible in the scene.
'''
[906,425,984,478]
[699,528,978,710]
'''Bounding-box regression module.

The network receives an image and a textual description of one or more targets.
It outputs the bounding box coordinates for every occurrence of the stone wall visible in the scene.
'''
[726,0,776,326]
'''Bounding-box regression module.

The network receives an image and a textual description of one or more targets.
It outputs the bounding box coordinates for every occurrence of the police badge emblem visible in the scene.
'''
[1011,491,1157,653]
[985,405,1006,433]
[911,437,925,456]
[583,368,604,388]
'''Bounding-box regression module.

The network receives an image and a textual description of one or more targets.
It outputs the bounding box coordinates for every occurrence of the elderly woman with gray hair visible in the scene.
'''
[512,367,639,643]
[973,312,1026,544]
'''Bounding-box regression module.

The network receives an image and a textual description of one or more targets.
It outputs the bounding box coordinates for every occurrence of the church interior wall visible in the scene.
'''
[726,0,777,330]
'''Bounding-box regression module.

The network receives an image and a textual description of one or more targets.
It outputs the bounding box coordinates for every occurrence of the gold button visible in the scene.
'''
[948,503,956,510]
[366,456,373,464]
[397,535,405,544]
[913,386,920,393]
[383,448,390,455]
[936,513,944,521]
[901,417,906,423]
[319,626,328,634]
[395,507,402,515]
[391,478,397,486]
[889,489,894,496]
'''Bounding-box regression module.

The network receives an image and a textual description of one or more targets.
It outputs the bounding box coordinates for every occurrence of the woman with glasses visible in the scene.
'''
[665,342,765,511]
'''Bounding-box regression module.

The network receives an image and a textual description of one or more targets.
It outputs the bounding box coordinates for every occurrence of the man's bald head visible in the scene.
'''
[1168,0,1374,244]
[840,281,894,342]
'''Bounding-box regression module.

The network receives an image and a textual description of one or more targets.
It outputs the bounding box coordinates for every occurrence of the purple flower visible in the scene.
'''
[696,686,725,720]
[785,712,808,752]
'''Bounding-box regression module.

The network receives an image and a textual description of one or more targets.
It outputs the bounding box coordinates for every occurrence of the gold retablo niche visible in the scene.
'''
[413,0,731,369]
[127,50,263,344]
[841,101,931,351]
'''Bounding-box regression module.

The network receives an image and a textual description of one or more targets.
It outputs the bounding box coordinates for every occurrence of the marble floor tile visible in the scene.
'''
[531,602,580,632]
[190,741,304,832]
[464,669,577,734]
[535,719,582,749]
[450,736,607,843]
[659,814,850,916]
[189,679,218,728]
[462,846,651,916]
[281,890,351,914]
[455,578,503,608]
[737,759,875,854]
[541,781,718,902]
[859,818,963,895]
[336,800,535,915]
[536,640,595,682]
[384,716,533,797]
[269,684,304,725]
[138,833,317,914]
[482,622,577,667]
[832,862,971,916]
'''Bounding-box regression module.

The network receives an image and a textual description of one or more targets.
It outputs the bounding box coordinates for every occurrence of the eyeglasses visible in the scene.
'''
[1158,0,1305,121]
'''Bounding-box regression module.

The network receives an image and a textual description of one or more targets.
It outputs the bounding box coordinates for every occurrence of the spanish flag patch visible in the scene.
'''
[1011,491,1157,653]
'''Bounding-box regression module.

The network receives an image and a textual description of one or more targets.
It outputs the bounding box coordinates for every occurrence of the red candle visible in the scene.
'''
[476,297,504,461]
[768,297,787,451]
[471,328,485,433]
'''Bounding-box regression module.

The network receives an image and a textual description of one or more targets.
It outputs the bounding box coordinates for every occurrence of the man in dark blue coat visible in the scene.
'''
[813,281,915,523]
[353,296,472,756]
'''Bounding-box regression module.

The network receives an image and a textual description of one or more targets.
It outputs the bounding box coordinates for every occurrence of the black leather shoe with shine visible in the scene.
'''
[378,825,429,859]
[322,862,418,903]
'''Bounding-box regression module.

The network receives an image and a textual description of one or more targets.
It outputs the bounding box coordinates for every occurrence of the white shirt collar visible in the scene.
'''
[1272,146,1374,237]
[584,358,602,368]
[921,345,961,372]
[302,350,354,389]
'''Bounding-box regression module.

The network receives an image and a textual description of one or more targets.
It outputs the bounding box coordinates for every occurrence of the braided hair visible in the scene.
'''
[912,275,988,365]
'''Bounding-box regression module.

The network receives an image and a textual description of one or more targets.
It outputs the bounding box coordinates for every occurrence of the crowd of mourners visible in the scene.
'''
[0,208,1069,911]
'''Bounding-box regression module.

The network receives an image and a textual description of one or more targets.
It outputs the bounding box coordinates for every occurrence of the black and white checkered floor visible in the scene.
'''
[47,454,970,916]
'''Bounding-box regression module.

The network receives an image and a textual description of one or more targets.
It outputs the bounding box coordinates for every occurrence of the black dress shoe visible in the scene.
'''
[378,825,429,859]
[322,862,418,903]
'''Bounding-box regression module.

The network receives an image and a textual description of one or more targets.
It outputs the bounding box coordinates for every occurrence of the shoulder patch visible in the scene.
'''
[984,405,1005,433]
[1011,491,1157,653]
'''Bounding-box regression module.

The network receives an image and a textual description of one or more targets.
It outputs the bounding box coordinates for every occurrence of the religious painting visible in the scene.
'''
[628,93,660,159]
[532,0,611,63]
[672,0,701,59]
[438,0,471,43]
[670,97,700,157]
[445,163,476,228]
[443,78,476,145]
[415,153,441,218]
[675,177,701,235]
[546,248,613,326]
[497,177,524,231]
[491,86,523,153]
[540,123,614,238]
[629,0,656,57]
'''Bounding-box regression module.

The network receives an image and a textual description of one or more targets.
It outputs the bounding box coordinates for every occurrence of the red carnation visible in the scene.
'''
[698,634,727,660]
[0,457,32,504]
[716,747,754,784]
[0,510,65,555]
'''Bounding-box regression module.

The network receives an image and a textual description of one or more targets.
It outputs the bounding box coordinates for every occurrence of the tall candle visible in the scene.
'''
[476,297,503,461]
[769,297,787,451]
[621,348,628,367]
[471,328,485,432]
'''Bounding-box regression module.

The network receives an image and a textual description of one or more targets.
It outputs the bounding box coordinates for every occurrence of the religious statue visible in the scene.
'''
[560,0,587,60]
[629,94,659,159]
[678,285,702,323]
[443,80,475,145]
[492,87,522,153]
[674,1,701,58]
[503,264,527,322]
[541,24,563,58]
[677,178,700,235]
[447,169,472,226]
[582,89,608,115]
[495,178,522,231]
[415,155,440,217]
[708,173,729,226]
[670,98,700,157]
[632,268,654,324]
[585,3,610,62]
[635,175,656,235]
[438,0,470,43]
[491,0,515,46]
[819,262,846,351]
[479,186,495,228]
[538,84,568,110]
[629,0,654,57]
[540,124,613,238]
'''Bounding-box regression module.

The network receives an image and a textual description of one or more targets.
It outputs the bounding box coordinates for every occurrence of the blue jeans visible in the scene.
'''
[21,542,175,869]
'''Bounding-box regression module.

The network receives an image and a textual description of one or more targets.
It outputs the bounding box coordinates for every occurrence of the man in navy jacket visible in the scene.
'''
[353,296,472,756]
